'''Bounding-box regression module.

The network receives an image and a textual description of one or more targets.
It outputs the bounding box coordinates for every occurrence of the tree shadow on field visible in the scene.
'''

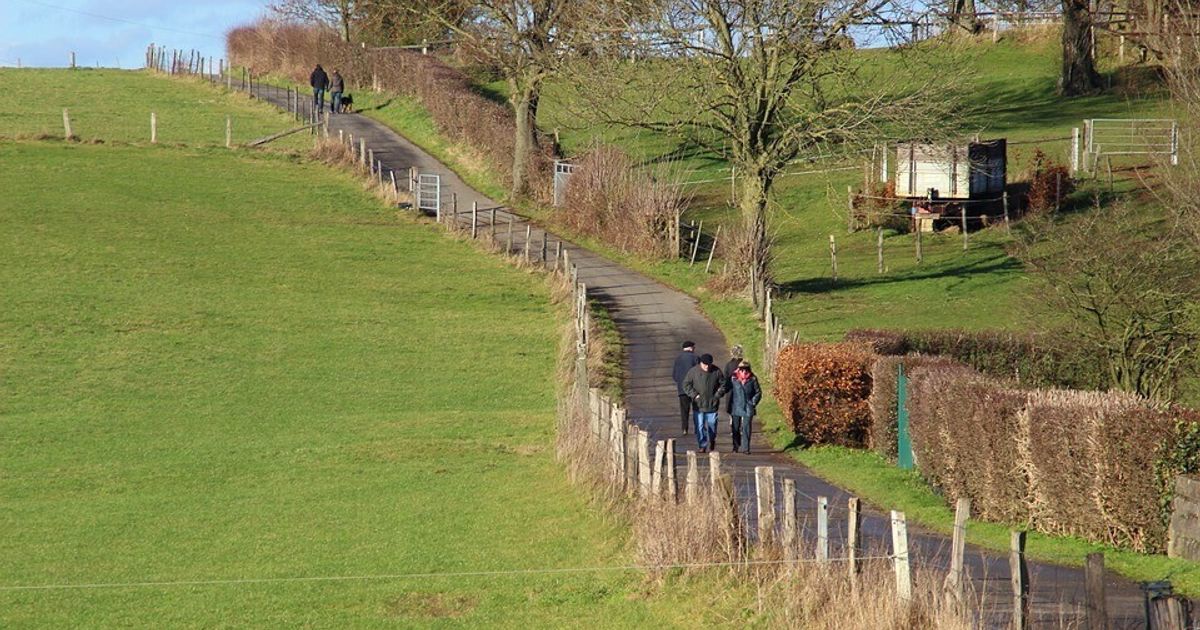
[778,251,1021,296]
[966,79,1162,134]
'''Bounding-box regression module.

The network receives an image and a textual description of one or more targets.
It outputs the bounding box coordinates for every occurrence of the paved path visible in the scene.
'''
[248,84,1154,628]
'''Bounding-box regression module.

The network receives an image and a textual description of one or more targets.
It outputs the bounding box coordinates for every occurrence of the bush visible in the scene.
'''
[774,343,874,446]
[867,354,960,461]
[850,182,909,232]
[227,19,556,202]
[1024,149,1074,214]
[845,328,1107,391]
[557,145,687,259]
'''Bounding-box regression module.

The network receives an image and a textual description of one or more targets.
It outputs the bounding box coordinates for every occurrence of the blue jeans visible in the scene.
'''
[331,91,343,113]
[313,88,325,113]
[695,411,718,451]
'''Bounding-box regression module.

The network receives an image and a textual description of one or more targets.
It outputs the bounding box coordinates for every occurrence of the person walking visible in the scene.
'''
[672,340,700,434]
[310,64,329,115]
[728,361,762,454]
[329,69,345,114]
[683,354,726,453]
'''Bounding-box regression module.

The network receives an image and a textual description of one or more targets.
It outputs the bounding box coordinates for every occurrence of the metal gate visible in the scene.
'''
[553,160,576,207]
[1083,118,1178,172]
[417,174,441,217]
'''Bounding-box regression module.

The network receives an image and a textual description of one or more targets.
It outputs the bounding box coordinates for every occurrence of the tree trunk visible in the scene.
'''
[511,87,538,199]
[950,0,980,33]
[737,171,772,289]
[1061,0,1100,96]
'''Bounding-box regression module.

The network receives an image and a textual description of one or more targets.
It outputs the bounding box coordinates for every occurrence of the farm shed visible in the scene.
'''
[894,139,1006,200]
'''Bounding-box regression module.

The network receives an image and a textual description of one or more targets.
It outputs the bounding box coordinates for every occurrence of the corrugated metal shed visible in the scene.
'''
[895,139,1006,200]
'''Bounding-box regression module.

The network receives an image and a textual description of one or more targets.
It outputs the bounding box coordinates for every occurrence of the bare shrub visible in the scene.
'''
[1023,148,1074,214]
[773,343,874,446]
[558,145,688,258]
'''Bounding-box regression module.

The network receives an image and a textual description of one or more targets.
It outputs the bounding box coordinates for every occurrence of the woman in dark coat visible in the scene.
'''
[728,361,762,454]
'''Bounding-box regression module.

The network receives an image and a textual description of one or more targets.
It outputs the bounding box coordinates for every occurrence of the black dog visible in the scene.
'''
[339,93,354,113]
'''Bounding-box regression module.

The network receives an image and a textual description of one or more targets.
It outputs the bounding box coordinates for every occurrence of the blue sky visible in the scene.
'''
[0,0,268,68]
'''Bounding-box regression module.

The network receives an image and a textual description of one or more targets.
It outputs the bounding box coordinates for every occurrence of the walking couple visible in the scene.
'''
[671,340,762,454]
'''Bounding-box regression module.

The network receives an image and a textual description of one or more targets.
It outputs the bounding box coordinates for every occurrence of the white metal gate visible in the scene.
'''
[1083,118,1178,171]
[553,160,576,207]
[417,174,441,217]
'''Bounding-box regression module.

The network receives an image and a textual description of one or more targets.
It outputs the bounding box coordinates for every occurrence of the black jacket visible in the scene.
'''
[329,73,344,93]
[683,365,727,413]
[672,350,700,396]
[310,67,329,90]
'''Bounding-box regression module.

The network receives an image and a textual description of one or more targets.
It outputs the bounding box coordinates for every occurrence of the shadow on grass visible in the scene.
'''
[966,77,1165,134]
[778,250,1022,296]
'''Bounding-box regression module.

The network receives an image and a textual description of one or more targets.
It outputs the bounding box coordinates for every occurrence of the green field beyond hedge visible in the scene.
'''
[0,73,698,626]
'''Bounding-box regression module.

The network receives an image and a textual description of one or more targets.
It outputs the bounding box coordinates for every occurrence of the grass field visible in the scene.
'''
[0,68,309,150]
[0,71,716,626]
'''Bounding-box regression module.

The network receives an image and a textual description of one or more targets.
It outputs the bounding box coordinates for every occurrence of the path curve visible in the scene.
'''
[248,84,1151,628]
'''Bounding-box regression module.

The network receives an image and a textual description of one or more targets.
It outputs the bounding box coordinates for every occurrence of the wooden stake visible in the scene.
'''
[709,451,722,490]
[637,431,652,496]
[1085,552,1106,630]
[359,138,366,166]
[877,227,884,274]
[507,216,514,252]
[651,440,665,497]
[150,112,157,144]
[829,234,838,282]
[816,496,829,562]
[1003,191,1011,232]
[891,511,912,601]
[945,498,969,599]
[915,221,923,264]
[847,497,861,577]
[782,478,797,560]
[665,439,677,502]
[755,466,776,542]
[847,185,855,232]
[689,220,704,265]
[1011,530,1029,630]
[70,51,76,68]
[705,225,721,273]
[686,451,699,504]
[960,206,968,250]
[61,108,73,140]
[491,208,497,239]
[225,116,232,148]
[524,225,532,260]
[471,202,478,239]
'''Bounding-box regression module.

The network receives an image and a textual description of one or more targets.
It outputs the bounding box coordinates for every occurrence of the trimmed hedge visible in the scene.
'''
[845,328,1107,391]
[774,343,874,447]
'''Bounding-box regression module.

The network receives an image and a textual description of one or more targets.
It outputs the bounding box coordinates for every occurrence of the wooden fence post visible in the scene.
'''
[471,202,478,239]
[847,497,861,577]
[829,234,838,282]
[705,225,721,273]
[891,511,912,601]
[368,149,374,174]
[1085,552,1106,630]
[625,429,637,495]
[491,208,497,239]
[62,108,73,140]
[960,206,968,250]
[225,116,232,148]
[150,112,157,144]
[651,440,665,497]
[1146,584,1189,630]
[588,388,600,438]
[524,225,533,260]
[689,220,704,265]
[638,431,652,496]
[755,466,776,543]
[1003,191,1010,232]
[507,216,514,252]
[877,227,884,274]
[686,451,699,504]
[613,410,626,485]
[816,496,829,562]
[945,498,970,600]
[665,439,677,502]
[709,452,722,490]
[1011,530,1029,630]
[783,478,797,560]
[359,138,366,166]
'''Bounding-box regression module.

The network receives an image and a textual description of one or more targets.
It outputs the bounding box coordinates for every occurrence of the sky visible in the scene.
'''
[0,0,269,69]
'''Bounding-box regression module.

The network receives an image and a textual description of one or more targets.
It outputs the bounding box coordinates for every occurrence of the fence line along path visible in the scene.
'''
[243,81,1153,627]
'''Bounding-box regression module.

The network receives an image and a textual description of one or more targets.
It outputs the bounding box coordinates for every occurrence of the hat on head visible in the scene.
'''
[699,353,714,366]
[737,360,751,371]
[682,340,696,349]
[731,344,744,359]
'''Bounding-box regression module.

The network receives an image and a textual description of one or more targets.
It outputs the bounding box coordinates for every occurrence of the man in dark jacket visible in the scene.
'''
[683,354,726,453]
[671,340,700,434]
[310,64,329,114]
[329,69,345,113]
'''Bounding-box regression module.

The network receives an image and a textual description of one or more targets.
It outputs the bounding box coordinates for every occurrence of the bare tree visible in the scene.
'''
[271,0,362,42]
[1016,207,1200,401]
[424,1,579,198]
[949,0,981,33]
[562,0,960,285]
[1060,0,1100,95]
[356,0,467,46]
